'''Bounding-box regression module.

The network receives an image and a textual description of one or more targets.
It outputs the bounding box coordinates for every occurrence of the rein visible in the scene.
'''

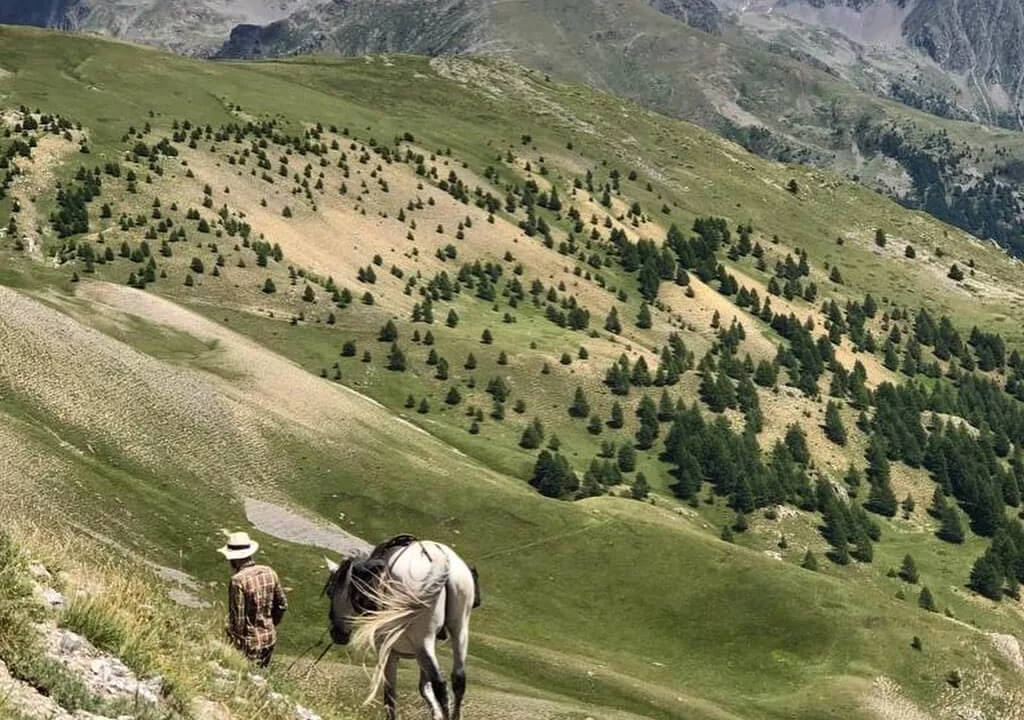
[283,632,328,674]
[307,642,334,674]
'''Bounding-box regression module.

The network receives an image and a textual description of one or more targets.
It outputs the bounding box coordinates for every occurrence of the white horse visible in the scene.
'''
[324,536,479,720]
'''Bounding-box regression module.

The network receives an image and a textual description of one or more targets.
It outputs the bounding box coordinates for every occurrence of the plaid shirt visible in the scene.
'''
[226,562,287,654]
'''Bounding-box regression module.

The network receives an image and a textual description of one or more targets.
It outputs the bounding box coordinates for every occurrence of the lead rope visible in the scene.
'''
[282,632,328,675]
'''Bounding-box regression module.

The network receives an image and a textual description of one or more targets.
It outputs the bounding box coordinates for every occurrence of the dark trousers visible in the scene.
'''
[249,645,274,668]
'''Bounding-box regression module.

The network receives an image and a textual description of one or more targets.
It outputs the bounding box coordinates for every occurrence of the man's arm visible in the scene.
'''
[271,571,288,626]
[226,577,246,644]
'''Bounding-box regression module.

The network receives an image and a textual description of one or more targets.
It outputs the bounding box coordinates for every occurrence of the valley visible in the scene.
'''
[3,25,1024,720]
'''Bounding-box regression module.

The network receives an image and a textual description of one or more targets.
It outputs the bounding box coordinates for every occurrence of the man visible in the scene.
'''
[218,531,287,668]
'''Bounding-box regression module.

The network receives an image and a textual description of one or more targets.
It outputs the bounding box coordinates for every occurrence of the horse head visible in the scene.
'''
[323,555,357,645]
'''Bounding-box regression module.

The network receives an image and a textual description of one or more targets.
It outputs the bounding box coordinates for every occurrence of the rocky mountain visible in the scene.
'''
[0,0,317,55]
[3,0,1022,124]
[9,0,1024,256]
[727,0,1024,128]
[217,0,490,59]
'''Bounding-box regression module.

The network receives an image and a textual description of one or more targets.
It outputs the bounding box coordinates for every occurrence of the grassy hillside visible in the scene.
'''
[3,26,1024,719]
[204,0,1024,257]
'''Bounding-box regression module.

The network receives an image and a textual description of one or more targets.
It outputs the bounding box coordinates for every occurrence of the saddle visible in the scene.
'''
[350,534,482,641]
[349,534,419,614]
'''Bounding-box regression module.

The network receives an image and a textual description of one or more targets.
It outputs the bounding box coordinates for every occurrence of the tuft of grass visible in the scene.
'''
[59,595,156,678]
[0,531,108,714]
[0,532,42,661]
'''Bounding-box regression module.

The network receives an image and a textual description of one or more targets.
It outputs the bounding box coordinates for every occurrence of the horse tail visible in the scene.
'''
[471,566,482,608]
[351,558,450,706]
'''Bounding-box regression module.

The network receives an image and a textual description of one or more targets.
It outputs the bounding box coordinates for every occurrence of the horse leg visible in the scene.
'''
[417,641,450,720]
[419,667,440,716]
[450,617,470,720]
[383,652,399,720]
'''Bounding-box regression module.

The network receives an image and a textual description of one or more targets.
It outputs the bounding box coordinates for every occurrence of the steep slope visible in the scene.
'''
[6,27,1024,719]
[208,0,1024,258]
[728,0,1024,128]
[11,0,1024,260]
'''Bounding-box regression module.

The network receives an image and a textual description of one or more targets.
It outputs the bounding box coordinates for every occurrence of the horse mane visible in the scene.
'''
[322,557,353,599]
[351,552,451,706]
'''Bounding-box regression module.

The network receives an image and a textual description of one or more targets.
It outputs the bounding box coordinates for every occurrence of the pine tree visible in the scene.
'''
[865,436,897,517]
[700,372,725,412]
[657,390,675,422]
[587,414,604,435]
[379,319,398,342]
[417,397,430,414]
[481,328,494,344]
[302,284,316,302]
[801,550,818,571]
[569,386,590,418]
[605,307,622,334]
[635,420,658,451]
[387,343,406,371]
[784,424,811,465]
[918,586,937,612]
[844,464,862,498]
[529,450,576,498]
[969,550,1004,600]
[899,554,919,584]
[262,278,276,294]
[824,401,847,445]
[851,525,874,563]
[630,472,649,500]
[937,502,965,544]
[866,477,898,518]
[617,443,636,472]
[631,357,652,386]
[519,422,542,449]
[446,309,459,328]
[732,512,749,533]
[608,401,625,429]
[636,303,652,329]
[731,475,755,514]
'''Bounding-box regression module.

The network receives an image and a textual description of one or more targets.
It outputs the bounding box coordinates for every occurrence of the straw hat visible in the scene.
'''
[217,531,259,560]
